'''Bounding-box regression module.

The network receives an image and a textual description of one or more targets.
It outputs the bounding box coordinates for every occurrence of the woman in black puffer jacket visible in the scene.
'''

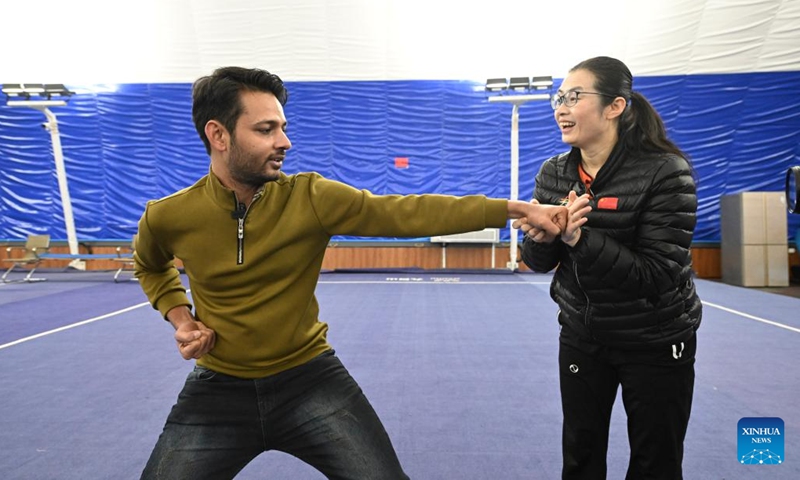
[516,56,701,480]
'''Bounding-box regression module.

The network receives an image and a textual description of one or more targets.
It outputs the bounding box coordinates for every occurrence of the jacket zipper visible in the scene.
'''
[237,216,245,264]
[234,191,263,265]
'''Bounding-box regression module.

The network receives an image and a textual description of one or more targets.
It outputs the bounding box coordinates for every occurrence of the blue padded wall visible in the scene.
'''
[1,72,799,243]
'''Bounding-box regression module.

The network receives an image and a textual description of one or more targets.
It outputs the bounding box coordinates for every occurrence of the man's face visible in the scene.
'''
[226,90,291,187]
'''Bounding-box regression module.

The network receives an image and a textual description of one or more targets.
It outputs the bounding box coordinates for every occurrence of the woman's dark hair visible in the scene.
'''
[570,56,686,158]
[192,67,288,155]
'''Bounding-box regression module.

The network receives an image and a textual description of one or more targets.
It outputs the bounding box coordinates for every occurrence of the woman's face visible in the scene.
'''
[553,68,618,151]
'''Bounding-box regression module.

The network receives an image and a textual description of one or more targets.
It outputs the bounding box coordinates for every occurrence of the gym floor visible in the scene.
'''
[1,270,798,479]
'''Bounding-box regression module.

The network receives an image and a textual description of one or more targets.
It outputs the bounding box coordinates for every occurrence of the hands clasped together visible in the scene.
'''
[513,191,592,247]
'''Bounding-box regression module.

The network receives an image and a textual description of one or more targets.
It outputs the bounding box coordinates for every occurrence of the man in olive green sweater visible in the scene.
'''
[137,66,567,480]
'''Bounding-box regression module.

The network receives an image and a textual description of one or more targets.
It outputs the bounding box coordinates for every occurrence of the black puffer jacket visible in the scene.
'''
[521,146,702,348]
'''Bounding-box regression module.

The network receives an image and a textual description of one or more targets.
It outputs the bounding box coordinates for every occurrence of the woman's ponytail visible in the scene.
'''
[620,91,685,158]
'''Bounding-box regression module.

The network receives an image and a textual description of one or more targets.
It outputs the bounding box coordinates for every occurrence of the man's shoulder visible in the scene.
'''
[275,171,350,192]
[146,176,209,208]
[278,171,324,185]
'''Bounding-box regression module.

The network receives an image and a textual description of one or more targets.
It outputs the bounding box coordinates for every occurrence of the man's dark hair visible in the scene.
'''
[192,67,289,154]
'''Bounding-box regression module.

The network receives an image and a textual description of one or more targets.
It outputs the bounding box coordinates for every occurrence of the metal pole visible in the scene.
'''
[6,97,83,269]
[487,94,549,272]
[40,107,84,269]
[509,104,520,271]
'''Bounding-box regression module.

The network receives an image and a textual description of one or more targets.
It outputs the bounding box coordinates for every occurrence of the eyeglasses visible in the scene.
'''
[550,90,617,110]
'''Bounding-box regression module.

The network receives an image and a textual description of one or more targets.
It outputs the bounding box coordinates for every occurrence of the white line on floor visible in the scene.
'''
[318,281,551,285]
[0,301,152,351]
[703,301,800,333]
[1,282,547,351]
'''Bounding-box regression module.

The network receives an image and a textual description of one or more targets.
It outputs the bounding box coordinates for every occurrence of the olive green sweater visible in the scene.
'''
[135,169,508,378]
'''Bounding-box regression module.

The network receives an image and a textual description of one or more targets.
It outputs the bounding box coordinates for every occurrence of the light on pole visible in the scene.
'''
[485,76,553,271]
[2,83,83,269]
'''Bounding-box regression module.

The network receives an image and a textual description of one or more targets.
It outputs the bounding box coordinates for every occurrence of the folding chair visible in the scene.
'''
[2,234,51,283]
[113,235,137,283]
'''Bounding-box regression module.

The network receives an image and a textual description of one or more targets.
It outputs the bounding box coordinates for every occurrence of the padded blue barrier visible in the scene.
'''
[1,72,799,243]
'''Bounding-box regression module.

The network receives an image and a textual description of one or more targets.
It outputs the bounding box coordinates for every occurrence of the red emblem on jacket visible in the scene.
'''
[597,197,619,210]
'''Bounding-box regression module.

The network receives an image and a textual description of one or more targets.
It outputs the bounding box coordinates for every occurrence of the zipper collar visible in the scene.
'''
[561,142,626,194]
[205,166,269,213]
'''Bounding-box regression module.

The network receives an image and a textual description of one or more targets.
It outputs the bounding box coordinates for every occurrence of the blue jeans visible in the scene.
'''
[141,350,409,480]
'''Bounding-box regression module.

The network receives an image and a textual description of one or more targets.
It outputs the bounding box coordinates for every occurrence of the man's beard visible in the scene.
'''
[228,140,280,188]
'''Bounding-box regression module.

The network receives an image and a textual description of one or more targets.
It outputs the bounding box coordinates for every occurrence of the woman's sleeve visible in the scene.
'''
[520,162,565,273]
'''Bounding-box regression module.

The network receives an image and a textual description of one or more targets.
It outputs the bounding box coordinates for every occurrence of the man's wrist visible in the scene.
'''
[166,305,195,330]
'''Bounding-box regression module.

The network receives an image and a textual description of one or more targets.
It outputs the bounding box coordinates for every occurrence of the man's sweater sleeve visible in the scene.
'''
[134,203,192,318]
[308,175,508,237]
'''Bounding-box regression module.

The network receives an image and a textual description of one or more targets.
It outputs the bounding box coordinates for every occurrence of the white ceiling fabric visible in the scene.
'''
[2,0,799,83]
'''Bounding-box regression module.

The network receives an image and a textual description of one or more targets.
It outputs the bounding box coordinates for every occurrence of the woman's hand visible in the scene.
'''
[561,191,592,247]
